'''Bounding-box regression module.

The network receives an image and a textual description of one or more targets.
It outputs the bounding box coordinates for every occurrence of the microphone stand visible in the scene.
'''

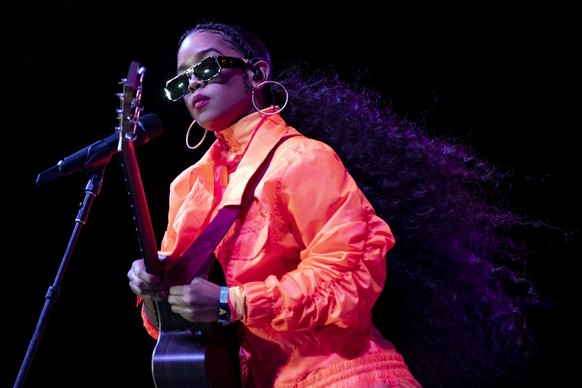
[14,165,107,388]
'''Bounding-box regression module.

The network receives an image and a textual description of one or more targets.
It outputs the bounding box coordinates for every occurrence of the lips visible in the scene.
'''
[192,94,210,109]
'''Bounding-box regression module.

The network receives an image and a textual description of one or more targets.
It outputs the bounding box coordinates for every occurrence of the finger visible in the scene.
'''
[168,284,190,296]
[132,283,169,301]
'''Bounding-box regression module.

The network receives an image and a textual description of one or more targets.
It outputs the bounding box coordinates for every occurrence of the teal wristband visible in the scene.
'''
[217,286,231,325]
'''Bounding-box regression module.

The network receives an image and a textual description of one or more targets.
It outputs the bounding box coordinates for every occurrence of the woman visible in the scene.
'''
[128,20,545,387]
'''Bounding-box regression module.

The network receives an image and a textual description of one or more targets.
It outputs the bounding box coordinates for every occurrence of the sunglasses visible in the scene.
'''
[164,56,250,101]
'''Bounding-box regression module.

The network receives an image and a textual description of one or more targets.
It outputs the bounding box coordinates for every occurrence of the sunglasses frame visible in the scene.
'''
[164,56,250,101]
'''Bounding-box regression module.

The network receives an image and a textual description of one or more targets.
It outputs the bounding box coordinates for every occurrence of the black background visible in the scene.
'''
[3,2,579,387]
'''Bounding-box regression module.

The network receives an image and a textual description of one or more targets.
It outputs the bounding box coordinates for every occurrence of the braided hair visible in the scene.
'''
[181,20,557,387]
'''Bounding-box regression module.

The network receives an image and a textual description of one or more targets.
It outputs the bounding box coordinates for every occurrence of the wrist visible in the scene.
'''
[217,286,233,325]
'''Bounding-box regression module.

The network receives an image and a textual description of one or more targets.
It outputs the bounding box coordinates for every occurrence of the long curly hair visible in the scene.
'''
[182,20,560,387]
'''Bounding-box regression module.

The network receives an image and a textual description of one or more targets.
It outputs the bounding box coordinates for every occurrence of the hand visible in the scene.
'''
[127,258,168,301]
[167,277,221,323]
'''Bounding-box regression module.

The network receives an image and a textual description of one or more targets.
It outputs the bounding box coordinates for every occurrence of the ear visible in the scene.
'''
[249,59,270,85]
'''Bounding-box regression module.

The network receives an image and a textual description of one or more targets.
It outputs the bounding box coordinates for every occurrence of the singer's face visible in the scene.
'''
[176,31,255,132]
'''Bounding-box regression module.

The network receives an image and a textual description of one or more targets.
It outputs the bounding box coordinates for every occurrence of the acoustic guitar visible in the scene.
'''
[116,62,240,387]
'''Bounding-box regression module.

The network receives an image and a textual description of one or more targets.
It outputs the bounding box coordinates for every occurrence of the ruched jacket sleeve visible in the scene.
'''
[239,137,395,331]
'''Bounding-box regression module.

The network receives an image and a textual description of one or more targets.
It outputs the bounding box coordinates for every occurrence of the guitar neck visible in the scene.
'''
[120,139,164,277]
[116,61,164,278]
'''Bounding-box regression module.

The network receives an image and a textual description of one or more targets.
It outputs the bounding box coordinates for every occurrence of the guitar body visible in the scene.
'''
[152,307,242,388]
[151,301,210,387]
[152,262,242,388]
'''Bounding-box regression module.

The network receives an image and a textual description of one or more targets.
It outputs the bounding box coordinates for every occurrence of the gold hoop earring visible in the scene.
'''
[252,80,289,115]
[186,119,208,149]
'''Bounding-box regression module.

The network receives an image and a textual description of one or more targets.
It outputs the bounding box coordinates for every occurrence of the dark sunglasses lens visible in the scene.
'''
[194,57,220,81]
[165,73,189,100]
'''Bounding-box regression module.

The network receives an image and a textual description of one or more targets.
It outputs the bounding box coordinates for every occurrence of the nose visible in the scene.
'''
[188,75,207,93]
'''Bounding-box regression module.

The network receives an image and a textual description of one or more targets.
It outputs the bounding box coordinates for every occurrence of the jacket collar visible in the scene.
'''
[219,111,290,206]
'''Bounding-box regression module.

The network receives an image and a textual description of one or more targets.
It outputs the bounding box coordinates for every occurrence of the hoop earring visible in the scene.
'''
[186,119,208,149]
[252,80,289,115]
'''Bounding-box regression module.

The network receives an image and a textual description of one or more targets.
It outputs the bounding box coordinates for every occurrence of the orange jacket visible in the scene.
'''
[143,111,420,387]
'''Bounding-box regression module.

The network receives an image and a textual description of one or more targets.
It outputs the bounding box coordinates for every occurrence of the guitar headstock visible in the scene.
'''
[117,61,146,150]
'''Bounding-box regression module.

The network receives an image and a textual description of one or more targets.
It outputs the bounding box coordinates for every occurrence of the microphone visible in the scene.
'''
[36,113,163,186]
